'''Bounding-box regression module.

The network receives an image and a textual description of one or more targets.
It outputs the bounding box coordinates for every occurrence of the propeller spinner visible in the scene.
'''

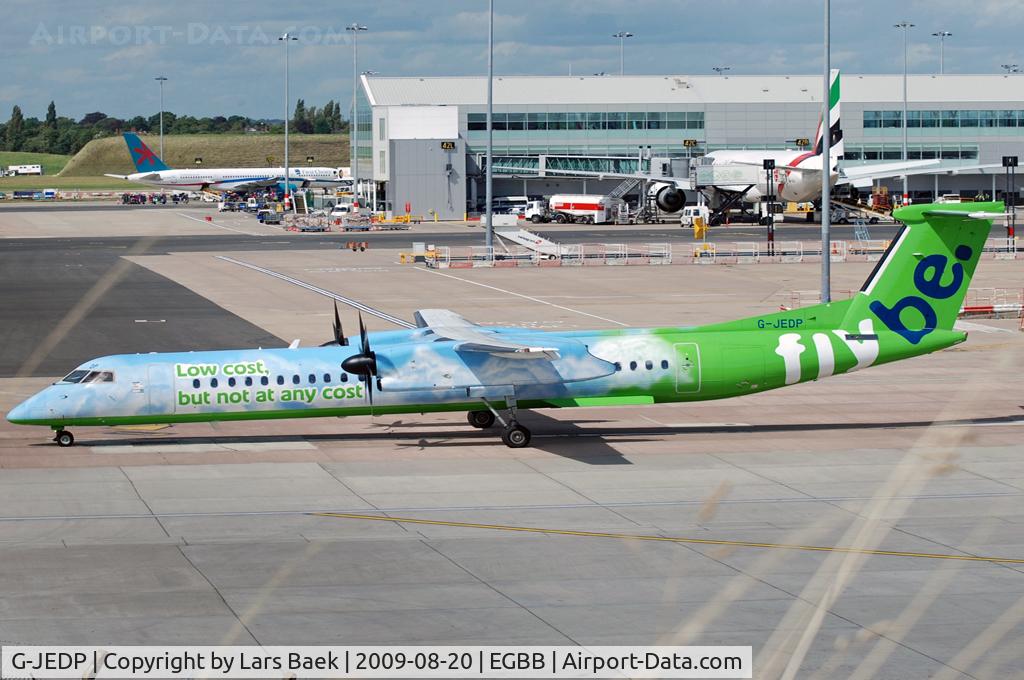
[341,312,377,405]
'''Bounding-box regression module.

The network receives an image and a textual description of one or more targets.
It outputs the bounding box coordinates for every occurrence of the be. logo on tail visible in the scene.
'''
[869,245,972,344]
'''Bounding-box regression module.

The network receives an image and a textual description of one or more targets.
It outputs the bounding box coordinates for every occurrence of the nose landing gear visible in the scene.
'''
[53,430,75,447]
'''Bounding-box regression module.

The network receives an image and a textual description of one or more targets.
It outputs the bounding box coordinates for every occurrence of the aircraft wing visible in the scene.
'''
[379,311,617,391]
[230,178,282,191]
[838,161,1001,188]
[413,309,560,359]
[104,173,130,180]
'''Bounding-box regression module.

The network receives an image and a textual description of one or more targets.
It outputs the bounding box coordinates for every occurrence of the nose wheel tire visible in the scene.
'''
[501,422,531,448]
[54,430,74,447]
[467,410,496,429]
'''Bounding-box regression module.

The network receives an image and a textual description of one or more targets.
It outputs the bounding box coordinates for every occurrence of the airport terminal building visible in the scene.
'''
[353,74,1024,219]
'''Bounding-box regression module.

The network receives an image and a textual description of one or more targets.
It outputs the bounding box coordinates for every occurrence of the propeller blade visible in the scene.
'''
[358,312,370,355]
[332,301,347,345]
[364,375,374,406]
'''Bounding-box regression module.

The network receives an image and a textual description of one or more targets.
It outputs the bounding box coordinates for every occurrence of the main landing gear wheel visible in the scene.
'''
[501,422,531,448]
[54,430,74,447]
[467,410,496,429]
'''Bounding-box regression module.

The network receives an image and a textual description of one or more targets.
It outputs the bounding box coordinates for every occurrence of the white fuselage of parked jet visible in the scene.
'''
[703,149,837,203]
[120,167,350,192]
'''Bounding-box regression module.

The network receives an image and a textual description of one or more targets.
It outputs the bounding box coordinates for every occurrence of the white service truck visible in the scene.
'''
[8,164,42,175]
[525,194,626,224]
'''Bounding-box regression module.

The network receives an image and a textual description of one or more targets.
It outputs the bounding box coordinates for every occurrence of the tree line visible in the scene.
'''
[0,100,350,156]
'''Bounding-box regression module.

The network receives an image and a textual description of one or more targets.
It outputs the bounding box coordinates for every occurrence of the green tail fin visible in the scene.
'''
[842,201,1002,344]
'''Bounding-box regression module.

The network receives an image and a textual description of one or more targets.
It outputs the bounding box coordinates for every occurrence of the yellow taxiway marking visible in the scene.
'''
[312,512,1024,565]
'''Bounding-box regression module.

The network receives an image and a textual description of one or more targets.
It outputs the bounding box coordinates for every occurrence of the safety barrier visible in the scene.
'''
[848,240,891,262]
[960,288,1024,318]
[423,238,1021,271]
[983,237,1019,260]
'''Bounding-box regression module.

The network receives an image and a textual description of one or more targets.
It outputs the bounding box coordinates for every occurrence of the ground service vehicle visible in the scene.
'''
[527,195,626,224]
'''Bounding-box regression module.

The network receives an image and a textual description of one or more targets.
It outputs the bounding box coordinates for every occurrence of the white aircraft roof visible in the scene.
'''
[364,74,1023,107]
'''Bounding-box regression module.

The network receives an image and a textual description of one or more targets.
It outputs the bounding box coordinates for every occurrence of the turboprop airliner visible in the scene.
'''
[6,202,1004,448]
[105,133,350,193]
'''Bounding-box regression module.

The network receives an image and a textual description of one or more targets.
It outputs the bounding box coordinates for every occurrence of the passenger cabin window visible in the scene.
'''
[661,360,669,370]
[245,377,253,386]
[629,361,638,371]
[261,376,269,386]
[228,377,236,387]
[192,379,200,389]
[645,360,653,370]
[211,378,219,388]
[308,374,316,384]
[323,373,331,383]
[292,375,300,385]
[277,375,284,385]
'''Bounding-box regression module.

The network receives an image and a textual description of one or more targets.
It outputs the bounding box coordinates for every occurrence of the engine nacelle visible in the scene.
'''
[654,185,686,213]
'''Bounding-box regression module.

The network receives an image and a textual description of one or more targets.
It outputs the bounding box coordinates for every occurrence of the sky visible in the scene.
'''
[2,0,1021,121]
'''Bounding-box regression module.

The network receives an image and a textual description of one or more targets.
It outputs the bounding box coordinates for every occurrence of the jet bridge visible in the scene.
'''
[692,162,769,225]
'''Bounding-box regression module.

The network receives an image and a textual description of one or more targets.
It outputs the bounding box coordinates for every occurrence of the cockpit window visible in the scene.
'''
[62,370,115,384]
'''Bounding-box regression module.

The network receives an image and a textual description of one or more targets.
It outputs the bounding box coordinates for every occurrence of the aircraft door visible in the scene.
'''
[147,364,175,414]
[674,343,702,394]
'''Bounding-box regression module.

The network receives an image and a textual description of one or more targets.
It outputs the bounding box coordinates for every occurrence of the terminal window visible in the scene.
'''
[467,111,704,131]
[864,109,1024,129]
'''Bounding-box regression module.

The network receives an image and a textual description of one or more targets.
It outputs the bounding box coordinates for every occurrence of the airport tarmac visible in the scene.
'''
[0,205,1023,678]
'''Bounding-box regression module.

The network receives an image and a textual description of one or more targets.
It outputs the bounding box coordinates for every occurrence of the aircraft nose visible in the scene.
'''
[6,391,56,424]
[6,398,31,424]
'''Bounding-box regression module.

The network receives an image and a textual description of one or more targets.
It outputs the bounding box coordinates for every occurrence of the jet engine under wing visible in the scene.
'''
[413,308,560,359]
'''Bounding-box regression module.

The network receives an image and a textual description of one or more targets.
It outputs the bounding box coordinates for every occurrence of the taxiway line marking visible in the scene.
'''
[415,267,629,327]
[175,211,262,236]
[217,256,415,328]
[312,512,1024,564]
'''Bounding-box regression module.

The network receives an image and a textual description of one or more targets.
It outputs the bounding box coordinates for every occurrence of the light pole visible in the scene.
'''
[712,66,730,76]
[1001,64,1020,74]
[279,33,297,212]
[154,76,167,159]
[821,0,832,303]
[347,23,368,207]
[1004,156,1018,246]
[485,0,494,250]
[931,31,951,74]
[612,31,633,76]
[895,21,914,207]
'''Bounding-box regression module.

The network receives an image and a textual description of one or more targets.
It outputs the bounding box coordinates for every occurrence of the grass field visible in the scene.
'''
[0,175,138,191]
[0,151,71,176]
[60,133,349,176]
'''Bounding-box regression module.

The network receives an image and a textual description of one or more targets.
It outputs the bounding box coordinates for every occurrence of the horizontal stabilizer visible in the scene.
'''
[922,210,1010,220]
